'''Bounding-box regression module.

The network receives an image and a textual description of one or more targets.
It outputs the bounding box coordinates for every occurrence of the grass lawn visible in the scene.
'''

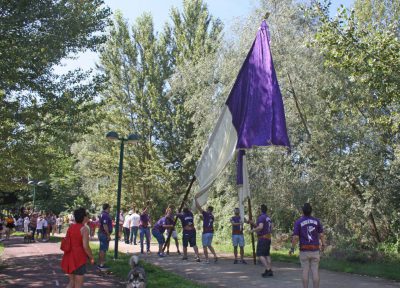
[12,231,62,243]
[90,244,206,288]
[0,241,4,257]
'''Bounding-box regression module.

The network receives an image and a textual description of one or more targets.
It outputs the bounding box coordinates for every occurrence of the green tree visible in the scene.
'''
[0,0,110,206]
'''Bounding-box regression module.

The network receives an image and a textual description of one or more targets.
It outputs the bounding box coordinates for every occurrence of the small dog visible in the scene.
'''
[126,255,146,288]
[23,232,34,243]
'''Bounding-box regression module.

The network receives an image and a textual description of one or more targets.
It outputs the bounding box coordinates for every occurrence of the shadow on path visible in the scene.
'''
[0,236,124,288]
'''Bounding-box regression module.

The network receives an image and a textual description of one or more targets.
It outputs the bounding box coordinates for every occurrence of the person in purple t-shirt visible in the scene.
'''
[139,207,151,254]
[249,204,273,277]
[195,198,218,264]
[97,203,112,269]
[230,208,246,264]
[177,206,200,262]
[152,209,174,257]
[290,203,325,288]
[165,206,181,256]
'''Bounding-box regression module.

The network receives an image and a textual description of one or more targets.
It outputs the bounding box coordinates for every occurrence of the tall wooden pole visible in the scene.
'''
[162,176,196,252]
[248,198,257,265]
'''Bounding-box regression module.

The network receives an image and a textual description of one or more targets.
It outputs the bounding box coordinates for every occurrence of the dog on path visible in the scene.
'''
[126,255,146,288]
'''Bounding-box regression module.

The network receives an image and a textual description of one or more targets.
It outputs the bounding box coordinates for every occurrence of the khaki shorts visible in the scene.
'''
[300,251,320,270]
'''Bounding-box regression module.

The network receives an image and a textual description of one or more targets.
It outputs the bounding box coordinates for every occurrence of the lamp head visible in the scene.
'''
[106,131,119,141]
[127,133,140,145]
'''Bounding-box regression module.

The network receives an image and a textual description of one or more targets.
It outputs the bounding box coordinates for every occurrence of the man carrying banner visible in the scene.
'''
[165,206,181,255]
[195,198,218,264]
[289,203,325,288]
[151,209,174,257]
[249,204,273,277]
[177,206,201,262]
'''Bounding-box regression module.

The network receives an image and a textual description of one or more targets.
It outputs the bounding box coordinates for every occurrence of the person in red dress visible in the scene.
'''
[61,208,94,288]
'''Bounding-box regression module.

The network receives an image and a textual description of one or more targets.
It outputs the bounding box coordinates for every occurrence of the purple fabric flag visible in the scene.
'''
[237,150,245,185]
[227,20,290,150]
[194,21,290,208]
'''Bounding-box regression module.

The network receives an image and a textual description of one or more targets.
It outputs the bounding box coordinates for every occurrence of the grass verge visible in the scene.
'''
[0,242,4,257]
[90,244,206,288]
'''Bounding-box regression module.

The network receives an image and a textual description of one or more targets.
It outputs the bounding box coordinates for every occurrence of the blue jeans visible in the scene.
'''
[98,232,110,252]
[140,227,150,252]
[130,226,138,244]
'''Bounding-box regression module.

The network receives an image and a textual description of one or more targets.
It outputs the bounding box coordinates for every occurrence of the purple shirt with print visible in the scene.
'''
[293,216,323,251]
[202,211,214,234]
[177,211,195,235]
[256,213,272,238]
[153,216,168,233]
[139,213,150,228]
[99,211,113,234]
[230,216,243,235]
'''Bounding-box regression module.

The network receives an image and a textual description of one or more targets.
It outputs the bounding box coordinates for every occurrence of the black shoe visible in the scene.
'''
[262,269,273,277]
[195,257,201,262]
[233,259,238,264]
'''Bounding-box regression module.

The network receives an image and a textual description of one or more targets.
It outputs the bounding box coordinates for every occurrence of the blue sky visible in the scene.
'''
[56,0,354,73]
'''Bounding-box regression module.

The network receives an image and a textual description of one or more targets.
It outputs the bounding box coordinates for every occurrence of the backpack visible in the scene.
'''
[60,228,72,253]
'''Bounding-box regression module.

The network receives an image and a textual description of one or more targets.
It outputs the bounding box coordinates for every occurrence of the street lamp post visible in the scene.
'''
[106,131,140,259]
[28,180,45,212]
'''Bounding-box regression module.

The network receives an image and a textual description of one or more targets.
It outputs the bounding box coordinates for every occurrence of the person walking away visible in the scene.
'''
[152,209,174,257]
[42,215,48,241]
[29,212,38,241]
[56,215,63,234]
[129,209,140,245]
[69,213,75,227]
[36,215,44,241]
[118,210,125,241]
[91,216,98,239]
[5,215,15,240]
[50,213,57,236]
[97,203,113,269]
[123,211,132,244]
[231,208,247,264]
[249,204,273,277]
[195,199,218,264]
[16,216,23,232]
[289,203,325,288]
[139,207,151,254]
[61,208,95,288]
[177,206,201,262]
[24,216,30,233]
[165,206,181,255]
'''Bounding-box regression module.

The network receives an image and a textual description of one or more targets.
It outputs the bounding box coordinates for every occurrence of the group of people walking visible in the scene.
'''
[0,209,64,242]
[60,201,325,288]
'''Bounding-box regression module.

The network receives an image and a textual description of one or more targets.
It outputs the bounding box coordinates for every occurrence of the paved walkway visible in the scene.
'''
[0,237,124,288]
[1,235,400,288]
[121,241,400,288]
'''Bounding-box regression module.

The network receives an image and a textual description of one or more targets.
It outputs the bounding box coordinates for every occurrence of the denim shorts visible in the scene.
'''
[98,232,109,252]
[202,233,214,247]
[232,234,245,247]
[152,229,165,245]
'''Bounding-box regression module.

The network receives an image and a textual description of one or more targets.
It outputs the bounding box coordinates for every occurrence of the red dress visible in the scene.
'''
[61,223,88,274]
